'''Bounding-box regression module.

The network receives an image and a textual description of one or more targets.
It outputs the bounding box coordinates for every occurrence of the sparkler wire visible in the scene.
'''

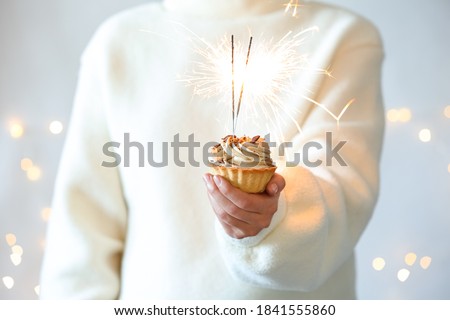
[231,35,236,135]
[235,36,253,134]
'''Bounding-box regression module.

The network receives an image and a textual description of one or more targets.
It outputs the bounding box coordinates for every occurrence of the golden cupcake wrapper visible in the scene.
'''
[210,166,277,193]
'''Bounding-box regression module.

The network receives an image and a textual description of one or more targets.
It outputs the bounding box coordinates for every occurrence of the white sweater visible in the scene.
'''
[40,0,384,299]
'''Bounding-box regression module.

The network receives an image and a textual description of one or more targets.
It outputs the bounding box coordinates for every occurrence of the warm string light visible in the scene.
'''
[11,245,23,256]
[2,276,14,289]
[20,158,42,181]
[40,238,46,250]
[387,107,449,175]
[49,120,63,135]
[7,119,64,136]
[386,106,448,176]
[387,106,450,175]
[386,107,412,123]
[27,166,42,181]
[20,158,33,171]
[8,120,24,138]
[444,105,450,119]
[10,253,22,266]
[41,207,52,222]
[419,256,432,270]
[396,253,433,282]
[404,252,417,266]
[5,234,24,267]
[372,257,386,271]
[372,253,432,282]
[397,269,410,282]
[418,128,431,142]
[11,119,64,184]
[5,234,17,246]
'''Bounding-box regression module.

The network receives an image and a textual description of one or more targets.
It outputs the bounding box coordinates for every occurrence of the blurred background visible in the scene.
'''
[1,0,449,299]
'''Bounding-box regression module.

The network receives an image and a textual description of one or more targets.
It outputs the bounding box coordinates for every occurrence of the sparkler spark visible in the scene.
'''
[180,25,353,140]
[284,0,302,17]
[182,28,314,138]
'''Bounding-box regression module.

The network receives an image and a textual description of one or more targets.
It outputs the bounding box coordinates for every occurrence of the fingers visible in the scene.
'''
[211,174,265,213]
[207,193,259,239]
[203,174,258,224]
[265,173,286,197]
[203,173,277,236]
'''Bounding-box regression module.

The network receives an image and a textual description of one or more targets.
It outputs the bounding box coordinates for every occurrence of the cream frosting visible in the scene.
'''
[210,135,275,168]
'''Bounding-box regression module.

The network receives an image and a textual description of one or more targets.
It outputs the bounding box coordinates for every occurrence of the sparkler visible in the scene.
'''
[231,35,253,135]
[178,24,354,141]
[231,35,235,136]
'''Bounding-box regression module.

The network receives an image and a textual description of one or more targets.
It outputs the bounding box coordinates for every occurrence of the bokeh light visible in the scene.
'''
[20,158,33,171]
[21,159,43,181]
[34,285,40,296]
[397,269,411,282]
[49,120,64,135]
[386,109,399,122]
[5,233,17,246]
[398,108,412,122]
[404,252,417,266]
[11,245,23,256]
[386,108,412,123]
[9,121,24,138]
[10,253,22,266]
[420,256,432,270]
[444,106,450,119]
[41,207,52,222]
[40,239,46,250]
[10,244,24,266]
[372,257,386,271]
[2,276,14,289]
[26,166,42,181]
[418,129,431,142]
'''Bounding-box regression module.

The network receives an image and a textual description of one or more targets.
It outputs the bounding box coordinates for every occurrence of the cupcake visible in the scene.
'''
[209,135,276,193]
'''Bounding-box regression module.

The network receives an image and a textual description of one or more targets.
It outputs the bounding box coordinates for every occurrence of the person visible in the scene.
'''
[40,0,384,299]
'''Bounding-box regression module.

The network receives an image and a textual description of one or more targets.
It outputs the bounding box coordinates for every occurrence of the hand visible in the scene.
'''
[203,173,286,239]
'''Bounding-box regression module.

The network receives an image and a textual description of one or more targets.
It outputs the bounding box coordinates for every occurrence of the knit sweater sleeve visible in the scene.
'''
[215,18,385,291]
[39,24,127,299]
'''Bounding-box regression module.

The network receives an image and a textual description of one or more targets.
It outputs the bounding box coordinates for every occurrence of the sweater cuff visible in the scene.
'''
[215,192,287,248]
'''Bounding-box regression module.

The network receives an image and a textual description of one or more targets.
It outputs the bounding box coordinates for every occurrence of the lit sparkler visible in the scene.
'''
[180,25,353,139]
[231,35,253,136]
[168,18,356,142]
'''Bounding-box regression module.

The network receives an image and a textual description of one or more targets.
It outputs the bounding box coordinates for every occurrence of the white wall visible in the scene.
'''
[1,0,449,299]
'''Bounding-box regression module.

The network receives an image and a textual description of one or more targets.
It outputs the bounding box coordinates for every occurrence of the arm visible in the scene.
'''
[205,23,384,291]
[40,27,127,299]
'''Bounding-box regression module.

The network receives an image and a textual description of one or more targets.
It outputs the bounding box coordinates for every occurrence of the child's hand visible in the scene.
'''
[203,173,286,239]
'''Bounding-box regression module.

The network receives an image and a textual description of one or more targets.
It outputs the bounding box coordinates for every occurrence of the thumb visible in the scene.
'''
[265,173,286,196]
